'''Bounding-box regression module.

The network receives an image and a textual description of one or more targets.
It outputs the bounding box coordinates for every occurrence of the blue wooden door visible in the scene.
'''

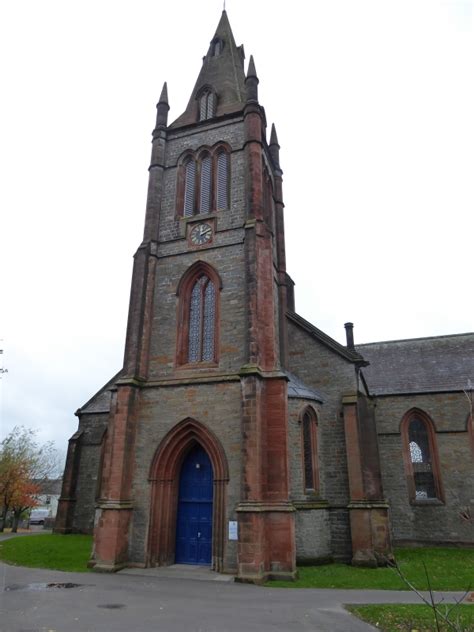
[175,445,213,565]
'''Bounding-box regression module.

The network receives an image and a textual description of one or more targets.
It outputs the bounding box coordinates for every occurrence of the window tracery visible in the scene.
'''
[402,409,443,503]
[176,263,221,366]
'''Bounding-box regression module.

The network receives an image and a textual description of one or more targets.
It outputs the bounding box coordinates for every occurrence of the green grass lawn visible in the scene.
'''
[268,548,474,591]
[348,604,474,632]
[0,534,93,572]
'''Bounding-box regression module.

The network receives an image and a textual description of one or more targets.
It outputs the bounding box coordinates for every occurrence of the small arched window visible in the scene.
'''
[301,407,319,493]
[176,263,221,366]
[401,410,443,503]
[211,38,223,57]
[199,91,216,121]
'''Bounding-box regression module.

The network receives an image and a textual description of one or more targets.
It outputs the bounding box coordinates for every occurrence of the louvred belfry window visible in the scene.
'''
[176,263,221,366]
[301,408,319,492]
[177,145,231,216]
[183,159,196,217]
[200,154,212,214]
[216,150,229,210]
[402,409,443,503]
[199,91,216,121]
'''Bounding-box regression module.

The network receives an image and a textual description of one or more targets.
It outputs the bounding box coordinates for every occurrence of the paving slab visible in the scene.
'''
[119,563,234,582]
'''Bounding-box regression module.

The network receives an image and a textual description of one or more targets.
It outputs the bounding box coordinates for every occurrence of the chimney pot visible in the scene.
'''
[344,322,355,350]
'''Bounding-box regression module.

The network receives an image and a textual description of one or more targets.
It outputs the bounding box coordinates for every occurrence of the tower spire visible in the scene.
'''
[170,11,246,128]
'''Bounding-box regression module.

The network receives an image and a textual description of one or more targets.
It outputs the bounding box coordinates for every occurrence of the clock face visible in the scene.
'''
[190,222,212,246]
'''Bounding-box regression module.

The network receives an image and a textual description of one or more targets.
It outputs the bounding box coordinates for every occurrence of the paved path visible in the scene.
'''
[0,561,469,632]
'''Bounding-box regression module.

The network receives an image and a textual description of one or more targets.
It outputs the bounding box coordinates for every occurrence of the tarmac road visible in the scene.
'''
[1,561,469,632]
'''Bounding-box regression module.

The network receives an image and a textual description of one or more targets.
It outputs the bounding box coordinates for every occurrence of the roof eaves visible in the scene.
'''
[287,311,368,365]
[77,369,123,414]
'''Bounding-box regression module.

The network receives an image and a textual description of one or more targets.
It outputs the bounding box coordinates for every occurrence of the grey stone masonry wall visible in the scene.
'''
[128,381,242,571]
[288,397,323,500]
[288,397,332,563]
[146,115,254,380]
[375,392,474,544]
[148,243,247,379]
[294,509,332,564]
[287,318,358,560]
[158,117,247,247]
[72,412,108,533]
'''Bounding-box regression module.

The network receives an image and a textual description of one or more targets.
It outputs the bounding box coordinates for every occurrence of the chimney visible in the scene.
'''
[344,322,355,350]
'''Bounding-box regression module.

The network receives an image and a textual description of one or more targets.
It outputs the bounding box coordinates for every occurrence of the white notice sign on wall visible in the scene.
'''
[228,520,238,540]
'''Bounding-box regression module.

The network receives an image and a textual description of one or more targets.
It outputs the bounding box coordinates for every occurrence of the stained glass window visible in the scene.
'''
[187,275,216,363]
[408,416,436,499]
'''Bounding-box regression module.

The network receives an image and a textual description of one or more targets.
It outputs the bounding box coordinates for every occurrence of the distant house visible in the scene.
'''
[33,478,62,518]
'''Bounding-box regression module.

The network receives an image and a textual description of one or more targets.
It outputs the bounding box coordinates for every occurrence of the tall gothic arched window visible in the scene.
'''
[177,145,230,217]
[401,409,443,503]
[301,407,319,493]
[176,263,221,366]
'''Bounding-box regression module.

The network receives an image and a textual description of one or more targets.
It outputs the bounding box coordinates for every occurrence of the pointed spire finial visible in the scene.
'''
[158,82,168,106]
[245,55,259,102]
[269,123,281,168]
[247,55,258,80]
[270,123,279,147]
[155,81,170,130]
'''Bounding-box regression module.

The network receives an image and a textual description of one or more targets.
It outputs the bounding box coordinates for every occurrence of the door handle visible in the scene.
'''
[198,532,201,538]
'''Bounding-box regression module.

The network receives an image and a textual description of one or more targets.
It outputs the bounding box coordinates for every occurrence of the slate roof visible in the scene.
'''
[33,478,62,495]
[286,372,324,403]
[78,370,122,414]
[357,333,474,396]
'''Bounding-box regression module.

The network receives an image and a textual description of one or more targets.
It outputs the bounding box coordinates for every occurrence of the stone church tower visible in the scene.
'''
[55,11,456,581]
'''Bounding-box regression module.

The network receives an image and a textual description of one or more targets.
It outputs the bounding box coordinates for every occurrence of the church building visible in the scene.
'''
[55,12,474,583]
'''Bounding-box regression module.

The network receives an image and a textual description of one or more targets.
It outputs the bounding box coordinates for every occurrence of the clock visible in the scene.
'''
[189,222,213,246]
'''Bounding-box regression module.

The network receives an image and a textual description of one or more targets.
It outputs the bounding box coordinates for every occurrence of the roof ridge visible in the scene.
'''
[357,331,474,347]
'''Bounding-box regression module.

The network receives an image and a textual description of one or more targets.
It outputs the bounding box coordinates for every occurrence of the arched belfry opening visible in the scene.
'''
[147,418,229,571]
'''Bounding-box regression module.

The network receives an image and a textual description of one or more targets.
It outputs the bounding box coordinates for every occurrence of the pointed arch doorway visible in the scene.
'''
[175,445,213,564]
[148,418,229,571]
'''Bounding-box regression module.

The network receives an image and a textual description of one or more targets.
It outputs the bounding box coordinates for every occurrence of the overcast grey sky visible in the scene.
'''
[1,0,473,454]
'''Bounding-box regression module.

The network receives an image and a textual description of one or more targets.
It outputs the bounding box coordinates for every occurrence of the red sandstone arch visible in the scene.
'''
[147,417,229,571]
